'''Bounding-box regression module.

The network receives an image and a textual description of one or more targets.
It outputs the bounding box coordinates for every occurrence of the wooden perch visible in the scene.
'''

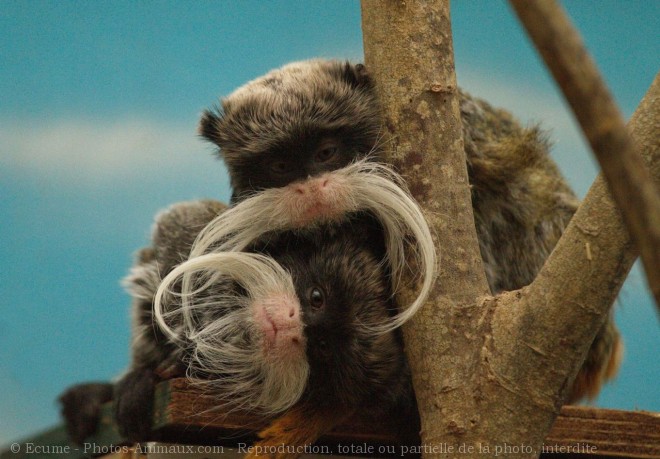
[3,379,660,459]
[509,0,660,307]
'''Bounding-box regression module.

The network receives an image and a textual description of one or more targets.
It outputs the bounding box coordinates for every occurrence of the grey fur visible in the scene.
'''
[123,200,227,374]
[201,60,380,163]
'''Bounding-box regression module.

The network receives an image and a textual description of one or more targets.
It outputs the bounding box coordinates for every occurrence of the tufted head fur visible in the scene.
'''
[199,60,382,199]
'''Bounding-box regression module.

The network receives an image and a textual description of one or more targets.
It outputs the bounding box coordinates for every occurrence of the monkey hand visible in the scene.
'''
[113,367,157,442]
[244,404,351,459]
[59,382,114,444]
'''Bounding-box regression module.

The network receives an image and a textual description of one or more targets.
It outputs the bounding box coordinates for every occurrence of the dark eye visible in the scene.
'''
[314,143,339,163]
[270,160,290,175]
[309,287,325,309]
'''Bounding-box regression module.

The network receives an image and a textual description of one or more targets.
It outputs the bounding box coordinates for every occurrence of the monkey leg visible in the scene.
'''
[113,367,157,442]
[245,405,351,459]
[59,382,114,444]
[569,317,623,403]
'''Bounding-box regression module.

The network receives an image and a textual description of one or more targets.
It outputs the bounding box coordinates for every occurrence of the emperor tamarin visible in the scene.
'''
[198,59,622,402]
[60,200,415,447]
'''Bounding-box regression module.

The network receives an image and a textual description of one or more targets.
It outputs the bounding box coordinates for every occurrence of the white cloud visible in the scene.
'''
[0,117,217,184]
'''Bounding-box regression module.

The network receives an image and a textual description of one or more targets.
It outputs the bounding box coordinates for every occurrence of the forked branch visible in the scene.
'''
[493,73,660,426]
[361,0,659,456]
[510,0,660,307]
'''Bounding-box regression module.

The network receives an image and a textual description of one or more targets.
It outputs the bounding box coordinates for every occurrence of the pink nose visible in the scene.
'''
[254,295,303,349]
[270,303,298,324]
[293,177,330,195]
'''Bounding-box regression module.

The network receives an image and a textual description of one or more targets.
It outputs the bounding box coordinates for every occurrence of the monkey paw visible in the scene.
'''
[59,382,113,444]
[113,367,156,442]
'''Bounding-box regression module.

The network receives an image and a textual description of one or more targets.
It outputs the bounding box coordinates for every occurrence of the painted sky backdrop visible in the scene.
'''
[1,0,658,446]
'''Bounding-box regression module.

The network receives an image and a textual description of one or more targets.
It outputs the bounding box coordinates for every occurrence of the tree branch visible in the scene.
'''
[360,0,489,301]
[509,0,660,307]
[361,0,491,453]
[361,0,659,456]
[479,71,659,459]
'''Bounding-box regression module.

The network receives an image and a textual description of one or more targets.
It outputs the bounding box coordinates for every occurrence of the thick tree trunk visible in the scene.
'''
[361,0,659,457]
[361,1,492,455]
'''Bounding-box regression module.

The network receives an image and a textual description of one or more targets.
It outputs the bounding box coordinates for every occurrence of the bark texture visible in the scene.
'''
[361,0,659,457]
[361,1,491,455]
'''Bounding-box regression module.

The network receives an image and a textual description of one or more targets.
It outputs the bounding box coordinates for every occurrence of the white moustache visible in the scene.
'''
[153,251,309,414]
[189,158,438,333]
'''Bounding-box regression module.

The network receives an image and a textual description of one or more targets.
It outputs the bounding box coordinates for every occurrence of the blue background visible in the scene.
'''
[1,0,658,445]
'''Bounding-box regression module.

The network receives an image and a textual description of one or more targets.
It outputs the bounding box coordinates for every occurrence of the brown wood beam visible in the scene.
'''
[3,379,659,459]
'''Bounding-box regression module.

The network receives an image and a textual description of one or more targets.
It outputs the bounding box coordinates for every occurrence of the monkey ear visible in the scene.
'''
[340,61,373,89]
[198,107,222,145]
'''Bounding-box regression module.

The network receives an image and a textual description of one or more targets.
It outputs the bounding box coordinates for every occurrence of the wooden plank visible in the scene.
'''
[544,406,660,458]
[151,379,408,446]
[153,380,660,457]
[3,379,659,458]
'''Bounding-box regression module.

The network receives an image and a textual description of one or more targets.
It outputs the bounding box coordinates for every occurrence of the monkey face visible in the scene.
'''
[154,218,407,414]
[153,252,311,415]
[263,221,407,410]
[199,60,382,200]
